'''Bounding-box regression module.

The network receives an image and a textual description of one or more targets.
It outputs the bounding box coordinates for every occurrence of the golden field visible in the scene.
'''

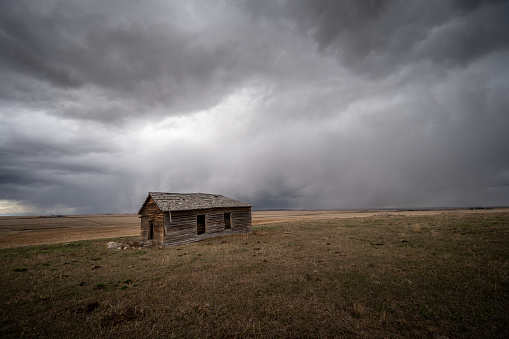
[0,208,507,249]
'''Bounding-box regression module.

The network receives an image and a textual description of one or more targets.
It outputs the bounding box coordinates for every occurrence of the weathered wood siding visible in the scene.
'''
[139,196,165,247]
[139,197,251,248]
[162,207,251,247]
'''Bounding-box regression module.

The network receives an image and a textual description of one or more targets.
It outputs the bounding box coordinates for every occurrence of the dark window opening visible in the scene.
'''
[148,221,154,240]
[197,215,206,235]
[224,212,231,229]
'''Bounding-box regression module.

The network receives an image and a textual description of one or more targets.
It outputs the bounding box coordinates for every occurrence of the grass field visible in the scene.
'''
[0,210,395,249]
[0,209,502,249]
[1,211,508,337]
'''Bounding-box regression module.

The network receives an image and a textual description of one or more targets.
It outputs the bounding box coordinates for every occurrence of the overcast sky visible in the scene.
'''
[1,0,508,215]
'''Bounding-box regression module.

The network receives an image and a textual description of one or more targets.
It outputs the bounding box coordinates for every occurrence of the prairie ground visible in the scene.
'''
[1,208,506,249]
[0,209,508,338]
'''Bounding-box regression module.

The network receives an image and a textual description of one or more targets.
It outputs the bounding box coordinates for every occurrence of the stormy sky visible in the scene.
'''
[1,0,508,215]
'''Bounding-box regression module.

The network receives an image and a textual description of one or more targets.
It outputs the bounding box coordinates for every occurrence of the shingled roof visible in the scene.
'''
[139,192,252,214]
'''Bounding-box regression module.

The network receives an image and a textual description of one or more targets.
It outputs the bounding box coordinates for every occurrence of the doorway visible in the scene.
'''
[224,212,231,229]
[197,215,206,235]
[148,221,154,240]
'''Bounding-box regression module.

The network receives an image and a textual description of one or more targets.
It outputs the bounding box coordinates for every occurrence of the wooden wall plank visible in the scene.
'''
[140,202,251,247]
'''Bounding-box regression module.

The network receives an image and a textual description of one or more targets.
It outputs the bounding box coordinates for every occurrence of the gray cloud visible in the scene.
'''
[281,0,509,77]
[0,0,266,122]
[0,0,508,214]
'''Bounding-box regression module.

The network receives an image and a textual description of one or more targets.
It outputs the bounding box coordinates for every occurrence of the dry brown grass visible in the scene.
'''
[0,214,140,248]
[1,211,508,338]
[1,208,507,249]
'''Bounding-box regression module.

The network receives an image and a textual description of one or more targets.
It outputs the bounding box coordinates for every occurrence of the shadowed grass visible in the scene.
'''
[0,212,508,338]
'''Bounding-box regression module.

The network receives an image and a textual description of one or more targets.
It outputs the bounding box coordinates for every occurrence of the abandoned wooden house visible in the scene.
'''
[138,192,252,247]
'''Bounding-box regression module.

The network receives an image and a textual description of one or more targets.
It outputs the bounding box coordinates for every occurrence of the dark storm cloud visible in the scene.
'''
[280,0,509,77]
[0,1,180,88]
[0,0,273,123]
[0,0,508,214]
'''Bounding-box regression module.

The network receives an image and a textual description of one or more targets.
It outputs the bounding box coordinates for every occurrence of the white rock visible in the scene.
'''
[107,241,122,249]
